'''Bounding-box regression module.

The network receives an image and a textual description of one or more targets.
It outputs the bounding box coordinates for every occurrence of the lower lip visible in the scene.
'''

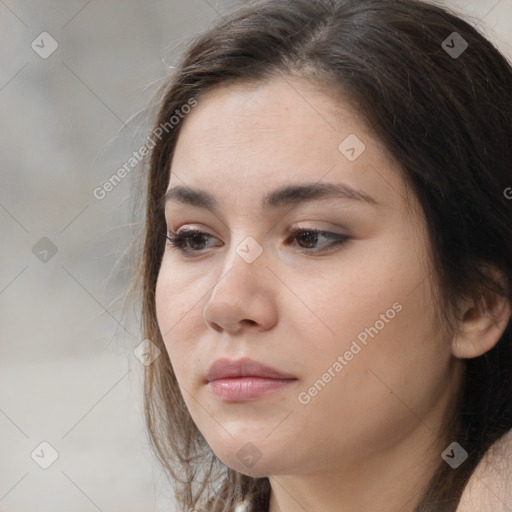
[208,377,296,402]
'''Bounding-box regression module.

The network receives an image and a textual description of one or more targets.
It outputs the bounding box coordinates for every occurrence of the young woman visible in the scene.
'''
[129,0,512,510]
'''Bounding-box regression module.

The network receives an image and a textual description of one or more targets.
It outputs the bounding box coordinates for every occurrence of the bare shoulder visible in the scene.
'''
[456,428,512,512]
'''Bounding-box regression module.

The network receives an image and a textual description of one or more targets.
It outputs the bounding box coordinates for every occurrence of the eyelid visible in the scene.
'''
[164,224,350,257]
[167,223,346,241]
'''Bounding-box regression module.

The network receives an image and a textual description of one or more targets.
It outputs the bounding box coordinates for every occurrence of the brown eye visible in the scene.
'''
[288,227,350,254]
[164,229,218,254]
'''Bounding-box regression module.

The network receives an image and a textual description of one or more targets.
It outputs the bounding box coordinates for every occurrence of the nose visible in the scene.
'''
[202,245,278,334]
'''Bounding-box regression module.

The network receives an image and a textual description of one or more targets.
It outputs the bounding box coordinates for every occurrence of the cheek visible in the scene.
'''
[155,258,201,328]
[155,272,177,342]
[154,268,200,370]
[295,264,404,359]
[294,244,447,402]
[290,285,449,461]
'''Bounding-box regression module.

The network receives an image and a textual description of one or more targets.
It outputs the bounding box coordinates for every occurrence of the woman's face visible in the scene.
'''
[155,77,462,478]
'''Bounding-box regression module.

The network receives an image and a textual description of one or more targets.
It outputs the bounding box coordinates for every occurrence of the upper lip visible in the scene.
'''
[206,357,296,382]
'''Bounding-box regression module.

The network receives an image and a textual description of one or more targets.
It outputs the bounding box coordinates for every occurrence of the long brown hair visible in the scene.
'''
[125,0,512,510]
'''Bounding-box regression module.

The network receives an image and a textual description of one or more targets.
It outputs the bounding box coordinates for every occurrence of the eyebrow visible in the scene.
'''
[162,182,381,213]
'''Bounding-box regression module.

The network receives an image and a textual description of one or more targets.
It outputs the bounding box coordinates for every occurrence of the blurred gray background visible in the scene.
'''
[1,1,511,511]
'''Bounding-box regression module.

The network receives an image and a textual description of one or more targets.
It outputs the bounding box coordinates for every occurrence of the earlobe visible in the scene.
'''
[451,291,511,359]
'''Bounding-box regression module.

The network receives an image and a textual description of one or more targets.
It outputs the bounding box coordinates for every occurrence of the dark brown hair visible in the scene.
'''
[126,0,512,510]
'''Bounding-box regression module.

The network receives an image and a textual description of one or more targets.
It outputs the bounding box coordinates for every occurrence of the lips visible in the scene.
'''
[206,357,296,382]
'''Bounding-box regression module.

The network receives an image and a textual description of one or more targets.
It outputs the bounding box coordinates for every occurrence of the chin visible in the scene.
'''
[211,444,291,478]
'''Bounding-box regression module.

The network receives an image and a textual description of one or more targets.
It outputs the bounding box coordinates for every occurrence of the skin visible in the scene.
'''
[456,429,512,511]
[154,77,511,512]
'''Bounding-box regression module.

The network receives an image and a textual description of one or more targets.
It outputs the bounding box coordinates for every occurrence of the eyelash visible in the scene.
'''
[163,227,350,256]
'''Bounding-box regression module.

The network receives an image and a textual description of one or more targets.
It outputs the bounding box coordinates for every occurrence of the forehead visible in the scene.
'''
[167,77,409,213]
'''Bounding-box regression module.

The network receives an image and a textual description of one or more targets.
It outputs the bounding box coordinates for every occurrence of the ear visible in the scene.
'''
[451,286,511,359]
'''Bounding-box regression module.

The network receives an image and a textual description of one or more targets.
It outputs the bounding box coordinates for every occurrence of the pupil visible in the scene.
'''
[300,231,318,248]
[190,234,206,250]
